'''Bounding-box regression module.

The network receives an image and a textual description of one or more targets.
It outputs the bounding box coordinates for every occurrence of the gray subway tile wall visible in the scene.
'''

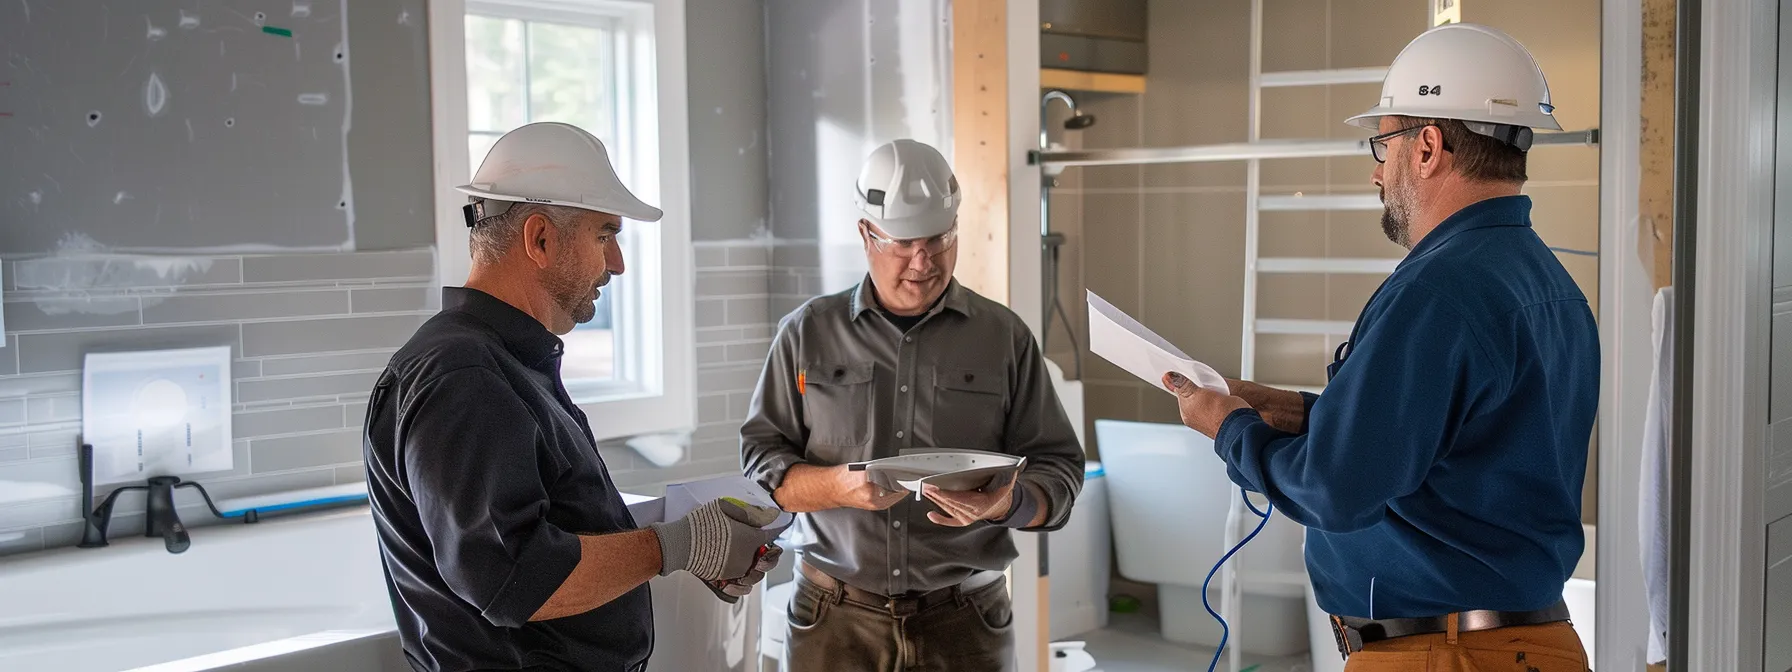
[0,240,785,556]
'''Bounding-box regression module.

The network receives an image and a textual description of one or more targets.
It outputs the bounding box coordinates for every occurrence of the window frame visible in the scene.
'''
[429,0,695,441]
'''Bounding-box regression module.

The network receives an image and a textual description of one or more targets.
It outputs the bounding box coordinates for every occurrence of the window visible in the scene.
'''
[430,0,694,440]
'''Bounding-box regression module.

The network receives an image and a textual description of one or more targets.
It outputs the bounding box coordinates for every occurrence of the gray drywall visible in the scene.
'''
[763,0,950,293]
[0,0,434,255]
[688,0,768,242]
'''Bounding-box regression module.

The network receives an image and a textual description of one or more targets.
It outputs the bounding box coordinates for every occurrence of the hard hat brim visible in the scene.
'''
[1344,106,1563,132]
[454,184,665,223]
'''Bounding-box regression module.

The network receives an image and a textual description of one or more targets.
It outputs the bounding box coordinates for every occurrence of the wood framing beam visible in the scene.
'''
[1039,68,1146,94]
[952,0,1010,304]
[1640,0,1677,290]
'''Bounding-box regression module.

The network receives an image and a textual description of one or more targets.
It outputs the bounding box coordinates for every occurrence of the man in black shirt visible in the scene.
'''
[363,122,784,672]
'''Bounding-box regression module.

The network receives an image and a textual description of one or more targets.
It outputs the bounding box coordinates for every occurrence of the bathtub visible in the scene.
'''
[0,504,761,672]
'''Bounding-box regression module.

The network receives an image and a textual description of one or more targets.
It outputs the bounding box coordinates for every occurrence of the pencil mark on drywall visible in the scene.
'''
[294,41,301,61]
[17,0,27,23]
[117,55,138,81]
[297,93,328,105]
[101,5,109,39]
[42,172,60,193]
[68,145,83,164]
[146,17,166,41]
[185,118,194,142]
[144,72,168,117]
[179,10,200,29]
[231,73,237,92]
[292,2,312,18]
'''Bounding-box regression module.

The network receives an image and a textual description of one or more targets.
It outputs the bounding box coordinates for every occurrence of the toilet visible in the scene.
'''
[1095,419,1311,657]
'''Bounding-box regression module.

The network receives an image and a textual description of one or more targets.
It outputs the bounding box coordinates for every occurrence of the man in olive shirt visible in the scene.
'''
[740,139,1085,671]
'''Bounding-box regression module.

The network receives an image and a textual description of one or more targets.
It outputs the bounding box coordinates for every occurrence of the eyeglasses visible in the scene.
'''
[1368,125,1443,163]
[862,225,958,258]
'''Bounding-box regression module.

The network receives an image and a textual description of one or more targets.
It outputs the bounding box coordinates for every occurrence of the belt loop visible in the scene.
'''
[1446,612,1460,644]
[829,582,846,606]
[952,584,968,608]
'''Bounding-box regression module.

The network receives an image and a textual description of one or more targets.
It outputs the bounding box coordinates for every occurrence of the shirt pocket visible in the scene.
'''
[931,366,1007,450]
[802,361,876,453]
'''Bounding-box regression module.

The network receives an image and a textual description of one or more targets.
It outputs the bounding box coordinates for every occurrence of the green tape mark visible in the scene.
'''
[1239,666,1260,672]
[262,26,293,37]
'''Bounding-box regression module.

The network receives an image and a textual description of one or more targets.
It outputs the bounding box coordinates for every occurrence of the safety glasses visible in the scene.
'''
[1368,125,1437,163]
[862,224,958,259]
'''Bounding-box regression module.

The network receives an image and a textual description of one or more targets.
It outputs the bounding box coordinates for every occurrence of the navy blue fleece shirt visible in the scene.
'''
[1215,195,1598,619]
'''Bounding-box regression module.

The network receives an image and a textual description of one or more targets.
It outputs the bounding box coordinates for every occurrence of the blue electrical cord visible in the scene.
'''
[1201,488,1275,672]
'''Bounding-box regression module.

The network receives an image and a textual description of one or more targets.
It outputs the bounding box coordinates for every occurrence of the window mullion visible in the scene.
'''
[521,19,533,123]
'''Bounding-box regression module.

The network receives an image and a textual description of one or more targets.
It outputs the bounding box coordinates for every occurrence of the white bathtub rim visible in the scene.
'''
[125,628,397,672]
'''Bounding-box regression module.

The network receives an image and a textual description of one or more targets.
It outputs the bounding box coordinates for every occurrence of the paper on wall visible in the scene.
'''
[1086,290,1228,395]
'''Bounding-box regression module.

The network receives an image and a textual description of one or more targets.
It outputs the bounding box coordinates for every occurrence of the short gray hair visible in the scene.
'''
[468,202,583,265]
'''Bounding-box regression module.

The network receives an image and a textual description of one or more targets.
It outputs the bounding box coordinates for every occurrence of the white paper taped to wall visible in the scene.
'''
[1086,290,1227,394]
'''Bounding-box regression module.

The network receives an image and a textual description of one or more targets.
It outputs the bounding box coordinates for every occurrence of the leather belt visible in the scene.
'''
[1329,600,1573,658]
[798,560,1004,618]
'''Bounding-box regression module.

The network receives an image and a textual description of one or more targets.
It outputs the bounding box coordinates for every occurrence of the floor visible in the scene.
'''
[1066,612,1317,672]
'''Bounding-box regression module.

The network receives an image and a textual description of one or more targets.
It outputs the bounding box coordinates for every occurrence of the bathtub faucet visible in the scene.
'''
[79,443,228,554]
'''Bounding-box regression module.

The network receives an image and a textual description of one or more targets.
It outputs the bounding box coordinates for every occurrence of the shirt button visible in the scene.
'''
[892,569,902,577]
[893,521,902,529]
[896,431,905,439]
[905,336,914,343]
[900,385,909,393]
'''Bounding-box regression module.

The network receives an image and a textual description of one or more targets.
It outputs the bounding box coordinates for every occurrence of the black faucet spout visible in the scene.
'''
[145,476,191,554]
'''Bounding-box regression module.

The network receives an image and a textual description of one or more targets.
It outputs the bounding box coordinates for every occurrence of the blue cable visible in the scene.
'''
[1201,488,1276,672]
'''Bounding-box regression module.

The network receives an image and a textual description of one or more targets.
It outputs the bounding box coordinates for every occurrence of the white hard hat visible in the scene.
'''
[853,139,961,239]
[456,121,662,225]
[1345,23,1561,145]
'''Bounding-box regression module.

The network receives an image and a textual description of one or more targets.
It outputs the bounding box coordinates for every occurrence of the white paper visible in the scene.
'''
[82,346,235,485]
[1086,290,1228,394]
[663,475,796,533]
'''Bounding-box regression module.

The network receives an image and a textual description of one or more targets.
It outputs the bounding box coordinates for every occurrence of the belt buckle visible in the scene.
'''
[1329,615,1362,660]
[888,595,921,618]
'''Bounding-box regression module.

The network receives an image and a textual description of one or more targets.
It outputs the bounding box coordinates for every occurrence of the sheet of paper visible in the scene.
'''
[1086,290,1228,394]
[664,475,796,534]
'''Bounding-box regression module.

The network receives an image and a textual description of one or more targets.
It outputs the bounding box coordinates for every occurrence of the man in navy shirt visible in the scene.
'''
[1164,25,1597,670]
[364,122,784,672]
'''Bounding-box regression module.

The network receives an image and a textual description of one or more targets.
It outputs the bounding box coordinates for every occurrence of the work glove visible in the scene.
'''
[650,498,785,582]
[714,544,784,601]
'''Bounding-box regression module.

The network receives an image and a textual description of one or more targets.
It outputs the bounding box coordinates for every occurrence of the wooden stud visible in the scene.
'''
[1640,0,1676,290]
[951,0,1009,303]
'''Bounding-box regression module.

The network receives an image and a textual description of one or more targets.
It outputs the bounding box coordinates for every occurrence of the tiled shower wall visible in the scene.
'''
[0,247,781,556]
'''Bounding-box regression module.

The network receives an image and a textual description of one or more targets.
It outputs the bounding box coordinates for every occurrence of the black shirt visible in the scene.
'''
[363,287,652,672]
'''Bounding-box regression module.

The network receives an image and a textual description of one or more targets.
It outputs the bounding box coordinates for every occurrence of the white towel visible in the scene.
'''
[1639,286,1673,664]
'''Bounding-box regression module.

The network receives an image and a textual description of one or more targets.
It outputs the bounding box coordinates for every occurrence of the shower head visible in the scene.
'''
[1064,112,1097,130]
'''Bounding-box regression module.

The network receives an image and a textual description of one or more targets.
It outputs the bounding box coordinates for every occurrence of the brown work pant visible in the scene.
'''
[1343,619,1589,671]
[781,574,1016,672]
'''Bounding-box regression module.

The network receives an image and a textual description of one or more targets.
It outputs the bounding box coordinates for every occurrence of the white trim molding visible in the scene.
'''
[1688,0,1776,667]
[1597,1,1652,669]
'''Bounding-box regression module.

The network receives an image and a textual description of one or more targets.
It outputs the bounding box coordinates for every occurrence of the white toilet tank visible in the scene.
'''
[1095,419,1311,656]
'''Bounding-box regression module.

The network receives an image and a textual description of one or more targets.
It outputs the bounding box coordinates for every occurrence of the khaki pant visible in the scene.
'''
[781,573,1016,672]
[1343,620,1589,671]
